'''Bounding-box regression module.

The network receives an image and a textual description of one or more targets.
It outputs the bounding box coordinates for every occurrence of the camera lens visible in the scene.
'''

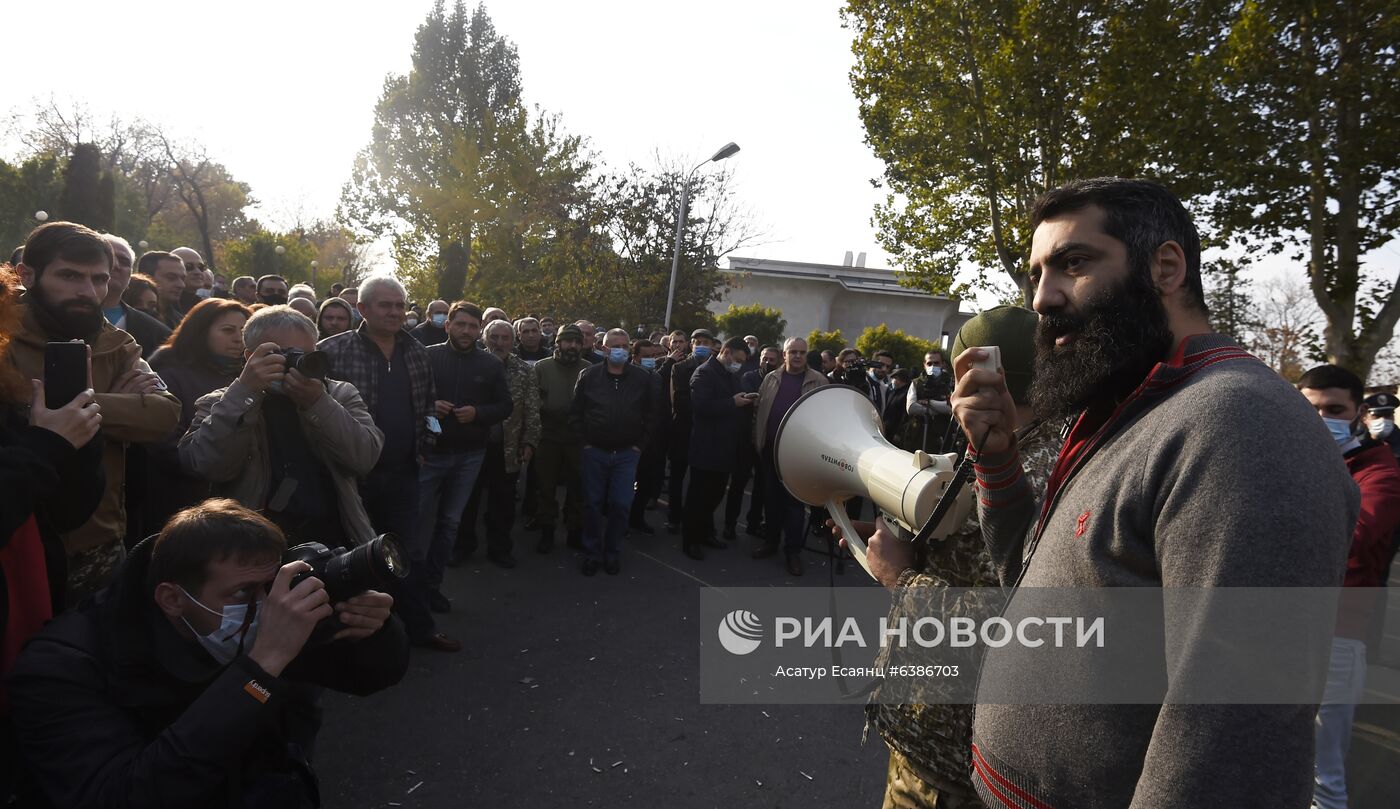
[295,350,330,380]
[317,534,410,604]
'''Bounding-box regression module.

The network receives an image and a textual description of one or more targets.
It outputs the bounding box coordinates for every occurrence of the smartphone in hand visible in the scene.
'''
[44,342,88,408]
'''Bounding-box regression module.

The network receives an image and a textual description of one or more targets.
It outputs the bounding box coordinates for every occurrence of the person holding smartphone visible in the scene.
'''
[9,221,180,604]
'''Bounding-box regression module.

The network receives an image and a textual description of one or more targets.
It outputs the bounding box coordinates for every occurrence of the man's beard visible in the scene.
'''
[259,293,288,306]
[30,284,102,341]
[1027,270,1175,423]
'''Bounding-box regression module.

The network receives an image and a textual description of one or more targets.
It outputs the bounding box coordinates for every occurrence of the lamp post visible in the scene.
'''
[34,211,48,222]
[274,244,285,276]
[138,240,149,251]
[310,260,318,294]
[663,141,740,330]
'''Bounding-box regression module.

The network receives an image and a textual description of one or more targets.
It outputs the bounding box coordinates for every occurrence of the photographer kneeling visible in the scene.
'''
[6,499,408,808]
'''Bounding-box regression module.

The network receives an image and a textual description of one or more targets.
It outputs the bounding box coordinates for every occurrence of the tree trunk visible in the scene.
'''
[437,230,471,301]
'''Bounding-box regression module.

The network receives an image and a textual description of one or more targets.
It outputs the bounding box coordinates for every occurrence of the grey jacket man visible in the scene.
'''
[753,366,827,452]
[967,335,1359,809]
[178,378,385,544]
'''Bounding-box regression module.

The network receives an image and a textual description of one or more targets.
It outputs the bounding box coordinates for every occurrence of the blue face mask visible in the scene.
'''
[640,358,657,370]
[178,586,259,666]
[431,313,447,328]
[1322,416,1357,447]
[693,345,712,360]
[607,347,630,365]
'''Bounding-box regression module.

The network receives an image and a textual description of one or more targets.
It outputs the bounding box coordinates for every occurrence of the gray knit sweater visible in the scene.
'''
[968,334,1359,809]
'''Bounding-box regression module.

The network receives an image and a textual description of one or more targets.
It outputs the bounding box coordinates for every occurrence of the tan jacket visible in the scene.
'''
[753,366,827,452]
[179,378,384,545]
[9,303,181,555]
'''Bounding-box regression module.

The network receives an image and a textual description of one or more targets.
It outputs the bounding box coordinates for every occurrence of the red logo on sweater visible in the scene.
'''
[1075,510,1091,538]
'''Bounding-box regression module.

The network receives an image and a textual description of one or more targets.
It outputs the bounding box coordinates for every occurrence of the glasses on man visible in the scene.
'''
[184,262,207,272]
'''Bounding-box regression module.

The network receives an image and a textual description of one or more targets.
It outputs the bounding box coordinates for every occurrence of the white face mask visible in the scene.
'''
[926,365,943,378]
[178,586,259,665]
[1369,418,1394,439]
[405,317,419,329]
[725,361,742,373]
[195,287,212,299]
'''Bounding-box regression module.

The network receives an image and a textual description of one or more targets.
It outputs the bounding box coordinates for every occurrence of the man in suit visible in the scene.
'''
[99,235,171,358]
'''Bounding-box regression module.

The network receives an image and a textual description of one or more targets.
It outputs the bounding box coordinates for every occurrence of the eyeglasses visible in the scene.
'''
[184,262,207,272]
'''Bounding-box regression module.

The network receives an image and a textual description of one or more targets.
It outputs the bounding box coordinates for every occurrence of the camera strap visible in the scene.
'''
[911,420,1041,557]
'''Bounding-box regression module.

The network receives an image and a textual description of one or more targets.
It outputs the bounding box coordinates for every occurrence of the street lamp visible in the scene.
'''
[34,211,47,222]
[664,141,740,330]
[310,260,318,294]
[274,244,285,276]
[138,240,149,250]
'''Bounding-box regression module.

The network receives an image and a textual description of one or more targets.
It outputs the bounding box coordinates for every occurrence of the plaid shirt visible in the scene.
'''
[318,323,437,458]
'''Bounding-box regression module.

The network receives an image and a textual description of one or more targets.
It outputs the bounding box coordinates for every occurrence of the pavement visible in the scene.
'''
[318,501,1400,808]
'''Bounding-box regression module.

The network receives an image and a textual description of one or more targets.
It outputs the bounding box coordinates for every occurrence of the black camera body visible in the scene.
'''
[285,534,409,605]
[275,348,329,381]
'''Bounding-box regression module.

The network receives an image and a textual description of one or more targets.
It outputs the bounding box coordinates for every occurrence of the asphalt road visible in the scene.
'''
[318,516,890,809]
[318,502,1400,809]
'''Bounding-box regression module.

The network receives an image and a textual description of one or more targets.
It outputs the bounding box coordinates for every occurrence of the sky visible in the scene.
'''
[3,0,896,273]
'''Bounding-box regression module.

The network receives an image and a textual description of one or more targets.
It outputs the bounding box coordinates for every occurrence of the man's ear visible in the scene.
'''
[17,262,35,289]
[153,581,187,618]
[1149,240,1189,298]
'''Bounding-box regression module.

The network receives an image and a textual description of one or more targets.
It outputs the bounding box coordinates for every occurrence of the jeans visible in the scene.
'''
[418,449,486,590]
[1314,636,1367,809]
[581,446,640,563]
[361,459,434,642]
[461,441,519,558]
[761,445,806,552]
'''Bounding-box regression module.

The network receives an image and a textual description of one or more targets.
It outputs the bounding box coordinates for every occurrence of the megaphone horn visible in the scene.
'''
[773,384,972,580]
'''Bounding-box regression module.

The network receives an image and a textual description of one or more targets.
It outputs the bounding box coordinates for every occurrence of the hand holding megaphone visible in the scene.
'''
[951,346,1018,454]
[828,516,915,589]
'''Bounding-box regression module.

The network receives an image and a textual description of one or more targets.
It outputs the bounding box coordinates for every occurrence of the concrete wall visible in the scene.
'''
[710,268,971,350]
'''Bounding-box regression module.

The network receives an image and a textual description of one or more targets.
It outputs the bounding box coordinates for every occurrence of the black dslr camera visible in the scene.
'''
[284,534,410,642]
[275,348,329,381]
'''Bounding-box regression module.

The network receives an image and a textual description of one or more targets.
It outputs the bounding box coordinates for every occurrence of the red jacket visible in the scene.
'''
[1344,440,1400,588]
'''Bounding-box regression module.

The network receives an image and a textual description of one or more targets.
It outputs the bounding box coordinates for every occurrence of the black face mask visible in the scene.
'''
[259,292,288,306]
[1028,268,1175,422]
[558,347,581,364]
[28,281,102,342]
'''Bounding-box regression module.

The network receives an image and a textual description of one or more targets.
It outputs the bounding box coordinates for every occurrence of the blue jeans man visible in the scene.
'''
[580,446,640,572]
[417,449,487,599]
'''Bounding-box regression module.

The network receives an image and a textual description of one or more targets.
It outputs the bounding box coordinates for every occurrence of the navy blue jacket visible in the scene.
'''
[688,356,745,472]
[424,344,512,453]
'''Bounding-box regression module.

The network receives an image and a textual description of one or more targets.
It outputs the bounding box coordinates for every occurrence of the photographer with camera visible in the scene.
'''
[7,499,407,808]
[180,306,385,549]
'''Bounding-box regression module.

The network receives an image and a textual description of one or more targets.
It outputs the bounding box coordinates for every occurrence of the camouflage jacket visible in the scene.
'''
[866,419,1065,802]
[503,354,542,474]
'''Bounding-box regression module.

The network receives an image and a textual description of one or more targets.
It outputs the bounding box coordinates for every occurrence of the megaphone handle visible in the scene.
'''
[826,499,876,581]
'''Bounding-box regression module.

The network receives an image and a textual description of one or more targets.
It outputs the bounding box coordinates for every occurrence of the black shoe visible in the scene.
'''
[683,544,705,561]
[488,553,517,569]
[535,527,554,554]
[664,521,680,535]
[752,540,779,559]
[581,558,599,576]
[604,560,620,576]
[428,589,452,614]
[701,535,729,550]
[566,529,584,550]
[786,552,805,577]
[413,632,462,653]
[722,527,737,540]
[744,523,766,538]
[630,520,656,536]
[447,549,469,568]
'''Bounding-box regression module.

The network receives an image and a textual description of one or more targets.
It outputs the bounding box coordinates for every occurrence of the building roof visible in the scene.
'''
[724,256,956,301]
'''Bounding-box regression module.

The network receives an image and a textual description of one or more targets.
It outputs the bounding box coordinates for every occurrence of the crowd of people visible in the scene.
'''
[0,176,1398,808]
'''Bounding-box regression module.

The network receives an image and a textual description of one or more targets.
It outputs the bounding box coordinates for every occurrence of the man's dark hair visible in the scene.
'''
[632,338,655,357]
[20,221,113,278]
[874,349,895,363]
[821,350,836,360]
[7,246,21,267]
[1297,364,1364,407]
[330,282,345,294]
[760,344,779,356]
[448,300,483,323]
[722,336,749,357]
[149,498,287,592]
[137,251,180,276]
[1030,178,1206,314]
[162,298,251,365]
[256,274,287,292]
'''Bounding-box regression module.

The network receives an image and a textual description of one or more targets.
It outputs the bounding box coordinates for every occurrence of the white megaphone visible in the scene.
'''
[773,384,973,580]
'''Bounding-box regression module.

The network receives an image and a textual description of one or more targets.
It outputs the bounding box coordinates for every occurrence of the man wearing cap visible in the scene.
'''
[850,306,1065,807]
[1363,392,1400,462]
[666,329,717,533]
[533,324,589,553]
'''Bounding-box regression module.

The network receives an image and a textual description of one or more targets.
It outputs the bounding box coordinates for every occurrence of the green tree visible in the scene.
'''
[855,323,935,371]
[342,1,588,301]
[806,329,846,358]
[222,229,318,288]
[1185,0,1400,379]
[0,154,62,254]
[714,303,786,346]
[1205,258,1257,345]
[59,143,108,230]
[843,0,1213,303]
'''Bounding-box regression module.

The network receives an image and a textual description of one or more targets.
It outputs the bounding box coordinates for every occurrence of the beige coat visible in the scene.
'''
[753,366,827,452]
[179,378,384,545]
[9,303,181,555]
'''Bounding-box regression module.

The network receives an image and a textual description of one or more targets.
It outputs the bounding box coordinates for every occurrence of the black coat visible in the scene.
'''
[145,350,238,529]
[668,353,706,436]
[409,322,447,346]
[425,344,513,452]
[568,363,659,450]
[119,303,172,359]
[688,356,744,473]
[882,384,909,443]
[7,537,410,809]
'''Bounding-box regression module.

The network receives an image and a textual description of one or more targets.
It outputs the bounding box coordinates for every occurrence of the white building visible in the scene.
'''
[710,255,972,349]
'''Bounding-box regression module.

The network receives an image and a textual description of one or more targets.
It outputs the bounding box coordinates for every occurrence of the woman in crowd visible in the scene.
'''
[121,273,160,319]
[143,298,250,533]
[317,296,354,339]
